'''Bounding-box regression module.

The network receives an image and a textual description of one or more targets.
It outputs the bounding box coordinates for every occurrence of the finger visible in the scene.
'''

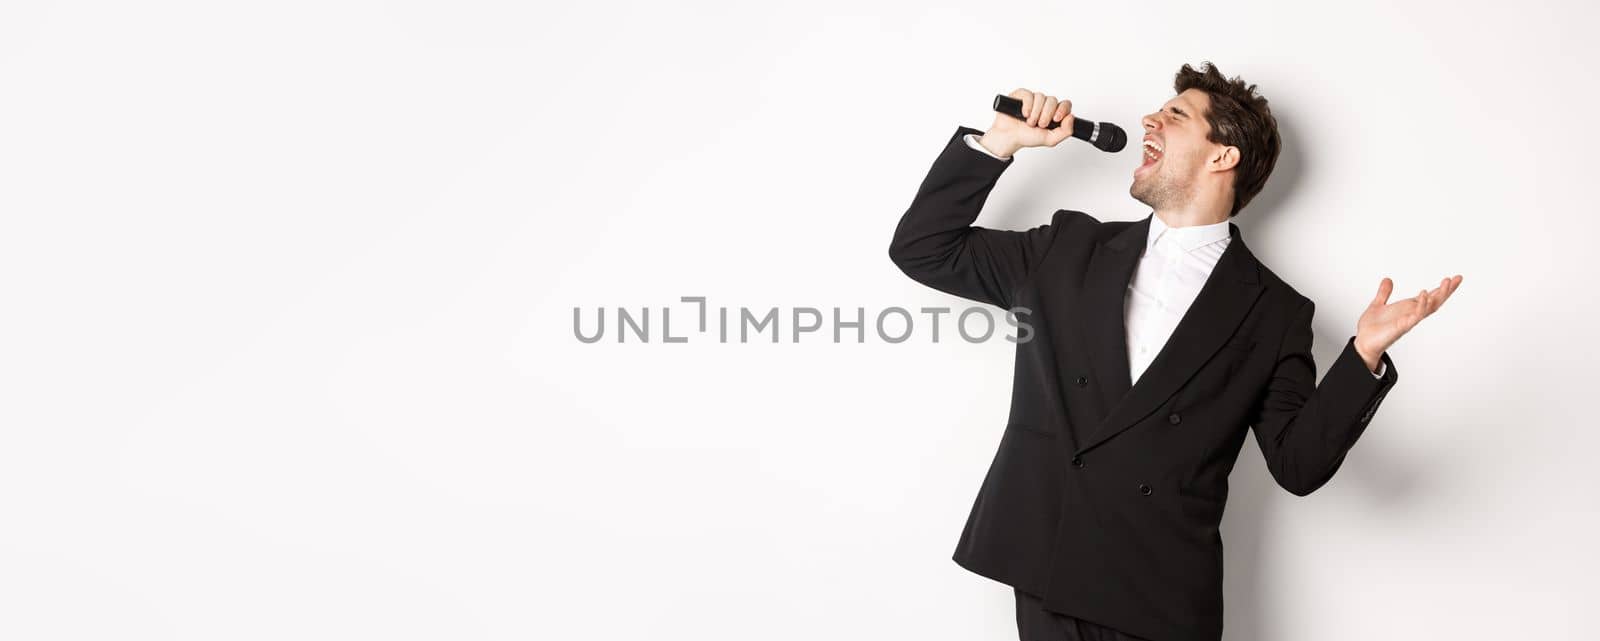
[1433,280,1455,313]
[1042,96,1059,127]
[1029,91,1045,127]
[1370,277,1393,308]
[1437,274,1462,306]
[1432,279,1453,311]
[1015,90,1032,123]
[1433,273,1459,295]
[1436,290,1456,311]
[1428,274,1458,300]
[1425,279,1451,314]
[1056,99,1071,124]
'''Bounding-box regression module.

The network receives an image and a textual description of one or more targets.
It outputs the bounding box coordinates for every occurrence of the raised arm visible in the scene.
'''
[890,127,1083,308]
[888,89,1086,309]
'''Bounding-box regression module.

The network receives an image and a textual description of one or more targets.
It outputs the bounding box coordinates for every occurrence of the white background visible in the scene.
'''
[2,1,1595,639]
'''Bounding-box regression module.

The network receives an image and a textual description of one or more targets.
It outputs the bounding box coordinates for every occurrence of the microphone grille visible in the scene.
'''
[1098,123,1127,153]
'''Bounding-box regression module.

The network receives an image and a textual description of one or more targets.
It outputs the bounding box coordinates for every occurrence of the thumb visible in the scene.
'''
[1369,277,1393,309]
[1044,114,1075,147]
[1044,124,1072,147]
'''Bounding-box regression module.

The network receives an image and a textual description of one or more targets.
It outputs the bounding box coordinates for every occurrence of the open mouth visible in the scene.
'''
[1136,137,1163,175]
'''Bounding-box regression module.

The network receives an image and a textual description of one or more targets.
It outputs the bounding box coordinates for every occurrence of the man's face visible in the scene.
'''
[1130,88,1216,210]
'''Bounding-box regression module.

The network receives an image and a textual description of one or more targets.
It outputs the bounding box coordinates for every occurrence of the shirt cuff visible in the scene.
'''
[1371,361,1387,378]
[963,133,1011,160]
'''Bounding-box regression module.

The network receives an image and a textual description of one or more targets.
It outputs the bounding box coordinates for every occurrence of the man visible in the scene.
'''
[886,62,1462,641]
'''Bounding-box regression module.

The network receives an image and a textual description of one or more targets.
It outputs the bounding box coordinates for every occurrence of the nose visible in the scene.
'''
[1142,112,1162,133]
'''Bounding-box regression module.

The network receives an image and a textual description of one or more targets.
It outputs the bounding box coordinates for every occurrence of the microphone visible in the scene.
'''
[991,94,1127,152]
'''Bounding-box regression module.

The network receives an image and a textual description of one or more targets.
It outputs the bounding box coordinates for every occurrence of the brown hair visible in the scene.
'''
[1173,62,1280,217]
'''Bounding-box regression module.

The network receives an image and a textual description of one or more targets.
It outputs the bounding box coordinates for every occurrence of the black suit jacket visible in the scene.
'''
[887,126,1398,641]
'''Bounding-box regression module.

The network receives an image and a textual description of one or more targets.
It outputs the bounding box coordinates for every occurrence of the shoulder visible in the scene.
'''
[1032,211,1142,266]
[1046,209,1132,242]
[1251,257,1314,313]
[1048,209,1098,228]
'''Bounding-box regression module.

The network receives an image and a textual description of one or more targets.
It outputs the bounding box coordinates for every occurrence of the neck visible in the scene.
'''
[1152,188,1232,228]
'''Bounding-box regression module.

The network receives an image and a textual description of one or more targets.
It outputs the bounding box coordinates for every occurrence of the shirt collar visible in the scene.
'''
[1146,212,1231,254]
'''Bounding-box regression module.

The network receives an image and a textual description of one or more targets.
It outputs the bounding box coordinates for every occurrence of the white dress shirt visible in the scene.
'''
[963,133,1387,383]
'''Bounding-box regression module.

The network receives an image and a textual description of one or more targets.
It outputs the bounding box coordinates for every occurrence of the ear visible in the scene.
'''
[1209,145,1240,173]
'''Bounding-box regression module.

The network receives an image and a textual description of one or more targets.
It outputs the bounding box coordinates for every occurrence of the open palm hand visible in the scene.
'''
[1355,275,1463,359]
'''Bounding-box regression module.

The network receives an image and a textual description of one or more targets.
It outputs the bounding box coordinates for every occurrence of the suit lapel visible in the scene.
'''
[1075,214,1265,455]
[1079,215,1147,414]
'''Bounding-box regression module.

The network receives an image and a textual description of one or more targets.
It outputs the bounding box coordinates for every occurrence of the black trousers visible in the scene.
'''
[1013,588,1154,641]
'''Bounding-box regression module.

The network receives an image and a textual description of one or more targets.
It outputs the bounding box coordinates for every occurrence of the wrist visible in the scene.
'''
[976,133,1021,159]
[1353,335,1383,372]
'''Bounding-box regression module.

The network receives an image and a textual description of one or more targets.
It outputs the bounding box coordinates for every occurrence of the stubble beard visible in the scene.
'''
[1130,171,1186,212]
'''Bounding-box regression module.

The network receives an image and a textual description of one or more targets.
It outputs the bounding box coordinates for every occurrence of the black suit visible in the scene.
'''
[887,126,1399,641]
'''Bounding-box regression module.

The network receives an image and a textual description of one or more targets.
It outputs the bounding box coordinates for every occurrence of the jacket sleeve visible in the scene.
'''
[1248,298,1399,496]
[887,125,1081,310]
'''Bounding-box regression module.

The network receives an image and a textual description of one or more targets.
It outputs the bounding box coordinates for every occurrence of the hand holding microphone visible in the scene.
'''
[979,89,1127,157]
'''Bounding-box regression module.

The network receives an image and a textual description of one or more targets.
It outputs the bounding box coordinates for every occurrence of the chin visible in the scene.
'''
[1129,181,1154,207]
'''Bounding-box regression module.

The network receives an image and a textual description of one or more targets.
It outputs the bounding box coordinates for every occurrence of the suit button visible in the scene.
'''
[1168,412,1181,425]
[1139,484,1152,496]
[1076,376,1088,387]
[1071,455,1084,468]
